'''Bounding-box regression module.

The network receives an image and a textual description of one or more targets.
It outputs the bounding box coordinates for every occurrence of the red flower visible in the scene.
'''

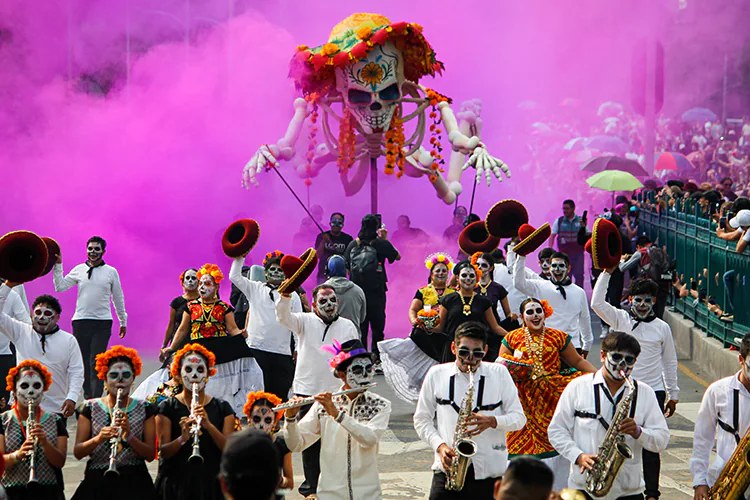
[333,52,350,67]
[311,54,328,71]
[371,29,389,46]
[351,42,368,60]
[390,22,407,32]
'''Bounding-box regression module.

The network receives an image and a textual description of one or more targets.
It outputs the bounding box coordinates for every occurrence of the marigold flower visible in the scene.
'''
[321,43,339,56]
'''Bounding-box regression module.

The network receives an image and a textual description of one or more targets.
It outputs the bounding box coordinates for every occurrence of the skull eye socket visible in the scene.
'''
[348,89,372,104]
[32,382,42,390]
[378,83,400,101]
[19,382,29,390]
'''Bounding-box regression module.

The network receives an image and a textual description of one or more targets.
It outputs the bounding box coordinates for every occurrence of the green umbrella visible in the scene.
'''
[586,169,644,206]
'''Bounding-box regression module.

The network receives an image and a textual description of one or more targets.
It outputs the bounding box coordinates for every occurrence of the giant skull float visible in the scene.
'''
[242,13,511,208]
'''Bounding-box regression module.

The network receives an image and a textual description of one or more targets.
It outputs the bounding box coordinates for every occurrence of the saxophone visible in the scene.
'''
[446,366,477,492]
[707,426,750,499]
[586,373,636,498]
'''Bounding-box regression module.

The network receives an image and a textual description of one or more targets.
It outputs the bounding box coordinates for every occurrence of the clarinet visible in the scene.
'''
[188,383,203,465]
[105,388,125,478]
[27,399,39,485]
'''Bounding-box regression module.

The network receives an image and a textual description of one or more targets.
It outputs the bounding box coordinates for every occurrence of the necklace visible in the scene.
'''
[478,281,491,295]
[459,292,475,316]
[523,327,547,380]
[199,299,217,324]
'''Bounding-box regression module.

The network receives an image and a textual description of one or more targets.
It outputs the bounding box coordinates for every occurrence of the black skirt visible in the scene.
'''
[72,463,157,500]
[6,484,65,500]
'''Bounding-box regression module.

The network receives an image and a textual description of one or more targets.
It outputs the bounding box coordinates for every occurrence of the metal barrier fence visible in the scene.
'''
[638,195,749,348]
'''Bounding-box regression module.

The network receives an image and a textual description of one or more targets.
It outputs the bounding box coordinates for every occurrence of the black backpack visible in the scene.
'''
[349,240,381,287]
[641,247,676,282]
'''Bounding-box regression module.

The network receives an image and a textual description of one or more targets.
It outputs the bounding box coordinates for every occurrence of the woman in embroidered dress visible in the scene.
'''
[497,298,596,490]
[243,392,293,500]
[0,360,67,500]
[72,346,156,500]
[155,344,236,500]
[378,253,458,402]
[472,252,512,361]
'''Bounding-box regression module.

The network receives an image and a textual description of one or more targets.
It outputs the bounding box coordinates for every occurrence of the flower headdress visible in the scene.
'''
[540,300,554,318]
[170,343,217,378]
[321,339,368,371]
[197,263,224,284]
[95,345,143,381]
[6,360,52,393]
[263,250,284,267]
[424,252,454,271]
[243,391,283,422]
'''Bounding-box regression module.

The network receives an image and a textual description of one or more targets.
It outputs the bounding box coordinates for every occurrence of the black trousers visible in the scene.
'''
[295,394,321,497]
[72,319,112,399]
[429,466,497,500]
[654,287,669,319]
[580,492,644,500]
[248,348,294,402]
[643,390,666,498]
[0,354,15,406]
[360,289,387,358]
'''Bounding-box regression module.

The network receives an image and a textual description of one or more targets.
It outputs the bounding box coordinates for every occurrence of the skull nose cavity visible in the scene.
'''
[370,102,382,111]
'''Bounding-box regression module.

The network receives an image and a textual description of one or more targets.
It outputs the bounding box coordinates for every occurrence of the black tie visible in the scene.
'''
[86,261,106,279]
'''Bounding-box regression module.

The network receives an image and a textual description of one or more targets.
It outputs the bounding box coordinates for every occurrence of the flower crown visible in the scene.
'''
[6,360,52,393]
[243,391,283,422]
[540,300,554,318]
[263,250,284,267]
[425,252,454,271]
[197,263,224,284]
[170,343,217,378]
[95,345,143,381]
[321,340,368,370]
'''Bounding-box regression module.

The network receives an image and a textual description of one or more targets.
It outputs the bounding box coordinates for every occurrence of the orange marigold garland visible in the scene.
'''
[384,106,405,177]
[6,360,52,393]
[540,299,554,318]
[170,343,217,378]
[95,345,143,381]
[263,250,284,266]
[424,88,451,182]
[337,108,356,173]
[243,391,283,422]
[304,93,322,184]
[197,263,224,284]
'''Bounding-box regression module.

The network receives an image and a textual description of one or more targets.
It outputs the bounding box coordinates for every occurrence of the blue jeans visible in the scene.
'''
[723,270,735,311]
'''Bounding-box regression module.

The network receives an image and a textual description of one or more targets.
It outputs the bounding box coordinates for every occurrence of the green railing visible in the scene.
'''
[638,195,750,348]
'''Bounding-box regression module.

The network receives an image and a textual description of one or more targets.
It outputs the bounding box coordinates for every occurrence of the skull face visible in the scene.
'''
[603,351,637,380]
[198,275,216,300]
[314,288,339,322]
[431,263,449,285]
[180,353,209,391]
[265,264,285,285]
[16,369,44,407]
[522,301,545,331]
[549,259,569,284]
[106,361,135,395]
[32,304,58,334]
[458,267,477,291]
[630,295,655,319]
[87,243,104,263]
[250,404,277,434]
[183,270,198,291]
[345,357,374,389]
[335,41,404,134]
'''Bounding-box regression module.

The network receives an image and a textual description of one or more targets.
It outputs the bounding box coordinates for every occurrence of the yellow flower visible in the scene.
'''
[360,62,384,86]
[357,27,373,40]
[321,43,339,56]
[296,45,309,52]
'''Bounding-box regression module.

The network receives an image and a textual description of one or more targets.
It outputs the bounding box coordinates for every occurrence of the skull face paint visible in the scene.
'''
[549,259,569,284]
[32,305,58,334]
[106,361,135,394]
[314,289,339,322]
[180,354,208,391]
[539,259,551,277]
[476,258,491,284]
[630,295,655,319]
[183,270,198,291]
[335,41,404,134]
[345,357,374,389]
[431,263,449,285]
[458,267,477,291]
[604,351,637,380]
[250,405,277,434]
[87,243,104,263]
[522,301,545,331]
[743,356,750,381]
[15,370,44,407]
[198,275,217,300]
[265,264,285,285]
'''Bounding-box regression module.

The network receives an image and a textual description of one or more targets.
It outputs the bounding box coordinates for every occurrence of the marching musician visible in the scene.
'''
[155,344,236,500]
[690,333,750,500]
[0,360,67,500]
[548,332,670,500]
[413,321,526,499]
[72,346,156,500]
[283,339,391,500]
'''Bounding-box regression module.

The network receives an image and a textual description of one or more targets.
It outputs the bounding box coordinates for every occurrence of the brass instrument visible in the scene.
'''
[560,489,587,500]
[707,425,750,499]
[271,384,377,412]
[586,372,636,498]
[27,399,39,486]
[188,383,203,465]
[446,366,477,492]
[105,388,125,478]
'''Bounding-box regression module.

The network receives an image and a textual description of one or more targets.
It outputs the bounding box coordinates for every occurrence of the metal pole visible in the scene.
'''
[722,54,728,123]
[468,174,478,218]
[370,157,378,214]
[125,0,131,99]
[644,39,656,176]
[185,0,190,60]
[271,167,325,234]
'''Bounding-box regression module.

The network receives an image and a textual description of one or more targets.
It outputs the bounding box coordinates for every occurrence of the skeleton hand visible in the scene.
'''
[242,144,281,189]
[462,144,511,186]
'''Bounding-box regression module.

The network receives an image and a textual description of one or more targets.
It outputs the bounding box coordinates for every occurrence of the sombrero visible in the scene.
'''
[485,200,529,238]
[222,219,260,258]
[289,13,444,95]
[40,237,60,276]
[278,248,319,294]
[0,231,49,283]
[585,218,622,270]
[512,223,551,257]
[458,221,501,255]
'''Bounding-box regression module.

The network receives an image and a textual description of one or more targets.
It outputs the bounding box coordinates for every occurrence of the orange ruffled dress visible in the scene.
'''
[501,327,582,458]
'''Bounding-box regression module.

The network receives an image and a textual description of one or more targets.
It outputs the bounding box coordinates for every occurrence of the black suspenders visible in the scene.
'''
[574,382,638,431]
[436,374,503,413]
[717,389,741,445]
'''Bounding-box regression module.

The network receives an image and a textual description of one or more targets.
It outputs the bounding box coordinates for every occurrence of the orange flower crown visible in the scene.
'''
[6,360,52,393]
[197,263,224,284]
[540,300,554,318]
[243,391,283,422]
[468,255,483,282]
[170,343,217,379]
[263,250,284,267]
[95,346,143,381]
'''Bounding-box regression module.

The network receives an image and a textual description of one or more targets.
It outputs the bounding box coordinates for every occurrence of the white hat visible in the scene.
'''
[729,209,750,229]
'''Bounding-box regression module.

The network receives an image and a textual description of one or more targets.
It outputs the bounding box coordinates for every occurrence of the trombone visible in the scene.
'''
[188,382,203,465]
[105,388,125,478]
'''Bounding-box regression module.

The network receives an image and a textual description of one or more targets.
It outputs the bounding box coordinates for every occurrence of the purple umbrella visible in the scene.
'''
[581,155,648,177]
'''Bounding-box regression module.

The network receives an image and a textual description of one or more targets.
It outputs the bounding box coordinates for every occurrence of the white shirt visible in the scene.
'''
[285,388,391,500]
[690,372,750,494]
[0,289,31,356]
[0,285,85,413]
[229,257,301,356]
[512,254,593,351]
[591,272,680,400]
[548,370,670,500]
[53,263,127,325]
[413,361,526,480]
[494,258,536,319]
[275,295,358,396]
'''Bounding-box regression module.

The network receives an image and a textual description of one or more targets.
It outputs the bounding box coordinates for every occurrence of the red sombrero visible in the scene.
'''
[40,237,60,276]
[513,223,551,257]
[222,219,261,258]
[585,218,622,270]
[458,221,501,255]
[0,231,49,283]
[278,248,319,294]
[485,200,529,238]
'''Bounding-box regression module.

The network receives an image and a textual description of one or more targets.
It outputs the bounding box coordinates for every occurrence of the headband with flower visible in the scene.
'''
[243,391,283,422]
[95,345,143,381]
[263,250,284,267]
[6,360,52,393]
[540,300,554,318]
[321,340,369,371]
[197,263,224,284]
[424,252,454,271]
[170,343,217,378]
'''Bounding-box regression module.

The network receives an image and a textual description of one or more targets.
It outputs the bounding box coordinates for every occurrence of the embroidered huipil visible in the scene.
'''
[285,390,392,500]
[413,362,526,479]
[1,409,66,488]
